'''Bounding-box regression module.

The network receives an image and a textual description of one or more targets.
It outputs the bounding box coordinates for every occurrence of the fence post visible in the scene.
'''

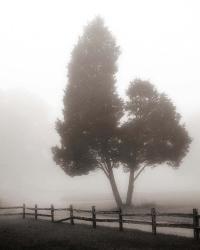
[70,205,74,225]
[51,204,54,222]
[151,208,157,235]
[92,206,96,229]
[193,208,199,240]
[119,208,123,231]
[22,203,26,219]
[35,204,37,220]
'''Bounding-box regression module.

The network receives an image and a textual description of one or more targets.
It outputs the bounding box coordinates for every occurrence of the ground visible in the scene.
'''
[0,217,199,250]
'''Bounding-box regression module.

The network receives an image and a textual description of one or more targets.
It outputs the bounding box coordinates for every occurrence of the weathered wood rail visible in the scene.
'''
[0,204,199,240]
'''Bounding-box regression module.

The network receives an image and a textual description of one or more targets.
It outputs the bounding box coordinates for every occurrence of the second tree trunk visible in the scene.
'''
[126,168,135,206]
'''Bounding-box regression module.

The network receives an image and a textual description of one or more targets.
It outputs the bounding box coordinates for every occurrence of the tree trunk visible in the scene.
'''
[126,168,135,206]
[108,168,123,208]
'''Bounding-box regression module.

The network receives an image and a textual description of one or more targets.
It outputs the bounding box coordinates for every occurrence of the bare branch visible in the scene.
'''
[134,165,147,181]
[97,161,109,178]
[110,160,115,169]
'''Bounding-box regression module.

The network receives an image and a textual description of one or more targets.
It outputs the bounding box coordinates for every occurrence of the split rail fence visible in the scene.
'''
[0,204,199,240]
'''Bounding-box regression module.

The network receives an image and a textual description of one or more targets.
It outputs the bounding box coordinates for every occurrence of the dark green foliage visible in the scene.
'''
[52,17,122,177]
[120,79,191,169]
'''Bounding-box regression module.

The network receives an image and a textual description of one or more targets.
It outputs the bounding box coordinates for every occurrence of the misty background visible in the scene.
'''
[0,0,200,207]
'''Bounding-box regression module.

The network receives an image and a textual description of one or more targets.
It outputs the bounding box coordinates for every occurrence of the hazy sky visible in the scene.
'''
[0,0,200,205]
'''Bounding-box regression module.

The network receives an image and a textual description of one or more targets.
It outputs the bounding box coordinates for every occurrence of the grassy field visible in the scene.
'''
[0,217,199,250]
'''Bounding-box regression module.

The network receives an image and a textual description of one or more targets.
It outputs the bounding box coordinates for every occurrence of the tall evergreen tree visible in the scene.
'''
[52,17,123,206]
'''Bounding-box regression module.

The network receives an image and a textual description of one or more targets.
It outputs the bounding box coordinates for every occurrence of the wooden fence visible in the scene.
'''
[0,204,199,240]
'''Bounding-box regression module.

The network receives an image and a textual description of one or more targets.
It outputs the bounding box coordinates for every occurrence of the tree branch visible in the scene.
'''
[134,165,147,181]
[110,160,115,169]
[97,161,109,178]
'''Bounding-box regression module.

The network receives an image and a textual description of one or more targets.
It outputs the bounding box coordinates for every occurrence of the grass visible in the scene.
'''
[0,217,199,250]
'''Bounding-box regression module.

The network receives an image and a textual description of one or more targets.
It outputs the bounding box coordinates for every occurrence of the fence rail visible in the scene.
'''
[0,213,22,216]
[0,204,199,240]
[26,207,51,211]
[0,206,22,209]
[156,212,193,218]
[122,213,151,217]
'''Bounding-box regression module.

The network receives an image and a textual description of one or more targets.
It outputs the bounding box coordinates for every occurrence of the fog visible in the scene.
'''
[0,0,200,207]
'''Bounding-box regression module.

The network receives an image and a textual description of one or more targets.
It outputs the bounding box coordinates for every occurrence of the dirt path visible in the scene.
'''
[54,210,194,238]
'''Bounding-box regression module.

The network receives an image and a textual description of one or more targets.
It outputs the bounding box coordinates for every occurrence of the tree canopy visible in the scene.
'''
[120,79,191,205]
[52,18,191,207]
[120,79,190,168]
[52,17,123,205]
